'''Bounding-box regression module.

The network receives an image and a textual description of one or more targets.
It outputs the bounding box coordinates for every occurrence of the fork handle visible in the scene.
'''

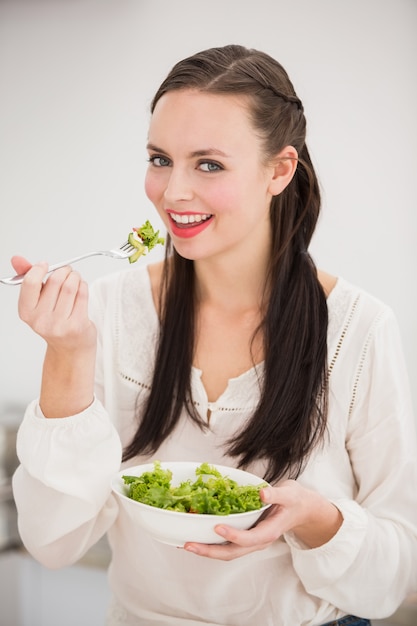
[0,252,102,285]
[46,251,102,272]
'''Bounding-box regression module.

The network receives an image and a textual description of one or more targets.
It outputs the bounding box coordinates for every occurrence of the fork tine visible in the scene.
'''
[120,241,136,252]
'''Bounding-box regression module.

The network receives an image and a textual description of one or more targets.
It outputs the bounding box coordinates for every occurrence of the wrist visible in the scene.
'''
[40,343,96,418]
[292,491,343,549]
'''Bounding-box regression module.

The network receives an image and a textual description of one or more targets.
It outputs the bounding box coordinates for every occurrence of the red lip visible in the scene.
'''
[168,214,213,239]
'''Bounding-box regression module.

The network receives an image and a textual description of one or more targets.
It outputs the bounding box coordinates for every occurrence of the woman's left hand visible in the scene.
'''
[183,480,343,561]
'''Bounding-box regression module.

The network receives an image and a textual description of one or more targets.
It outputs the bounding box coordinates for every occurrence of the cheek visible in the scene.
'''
[144,170,162,203]
[204,181,241,213]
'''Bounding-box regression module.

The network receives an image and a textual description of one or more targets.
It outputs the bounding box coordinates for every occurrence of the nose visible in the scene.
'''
[163,166,194,203]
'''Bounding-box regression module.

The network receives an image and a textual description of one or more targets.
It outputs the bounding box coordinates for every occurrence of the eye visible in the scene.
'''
[198,161,223,172]
[148,155,171,167]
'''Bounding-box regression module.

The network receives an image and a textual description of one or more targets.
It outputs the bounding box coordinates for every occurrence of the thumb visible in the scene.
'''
[11,255,33,276]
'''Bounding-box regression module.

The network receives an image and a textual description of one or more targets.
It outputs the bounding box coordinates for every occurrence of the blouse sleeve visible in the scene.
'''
[12,399,122,568]
[12,274,123,568]
[285,308,417,618]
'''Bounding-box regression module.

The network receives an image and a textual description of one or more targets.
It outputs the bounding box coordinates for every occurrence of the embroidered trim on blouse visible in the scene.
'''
[118,282,375,419]
[348,309,385,417]
[328,295,360,379]
[190,400,259,413]
[119,372,151,391]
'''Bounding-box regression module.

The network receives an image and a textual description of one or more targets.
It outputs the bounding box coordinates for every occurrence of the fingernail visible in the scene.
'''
[185,545,198,554]
[261,488,270,502]
[215,525,228,537]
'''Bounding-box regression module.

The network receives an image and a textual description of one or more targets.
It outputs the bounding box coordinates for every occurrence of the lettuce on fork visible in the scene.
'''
[127,220,165,263]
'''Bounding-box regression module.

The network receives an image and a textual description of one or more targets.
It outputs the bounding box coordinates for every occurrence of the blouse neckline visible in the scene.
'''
[140,268,350,410]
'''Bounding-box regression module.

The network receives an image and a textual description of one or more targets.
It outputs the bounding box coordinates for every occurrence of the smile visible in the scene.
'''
[167,211,213,239]
[169,212,212,226]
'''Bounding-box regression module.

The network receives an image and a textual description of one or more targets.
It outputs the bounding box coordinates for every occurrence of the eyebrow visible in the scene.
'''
[146,143,230,159]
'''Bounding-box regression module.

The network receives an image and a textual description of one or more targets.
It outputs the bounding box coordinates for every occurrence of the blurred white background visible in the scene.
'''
[0,0,416,415]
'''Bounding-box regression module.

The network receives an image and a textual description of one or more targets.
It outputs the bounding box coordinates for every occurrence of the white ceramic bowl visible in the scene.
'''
[111,461,270,547]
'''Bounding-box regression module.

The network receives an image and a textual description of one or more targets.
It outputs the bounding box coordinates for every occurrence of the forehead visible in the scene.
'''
[148,89,260,151]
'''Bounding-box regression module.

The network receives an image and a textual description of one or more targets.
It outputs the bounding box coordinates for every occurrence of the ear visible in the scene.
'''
[267,146,298,196]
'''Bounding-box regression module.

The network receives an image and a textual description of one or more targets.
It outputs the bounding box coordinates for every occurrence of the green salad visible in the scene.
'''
[122,462,267,515]
[127,220,165,264]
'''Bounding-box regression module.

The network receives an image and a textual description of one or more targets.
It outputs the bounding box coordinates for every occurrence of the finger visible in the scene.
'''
[184,536,270,561]
[11,255,32,275]
[261,480,299,500]
[18,262,50,320]
[21,266,72,318]
[70,280,94,336]
[52,270,83,320]
[213,520,280,548]
[70,278,90,320]
[184,520,275,558]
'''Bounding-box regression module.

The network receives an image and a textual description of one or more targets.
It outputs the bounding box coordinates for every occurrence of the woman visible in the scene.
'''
[11,45,417,625]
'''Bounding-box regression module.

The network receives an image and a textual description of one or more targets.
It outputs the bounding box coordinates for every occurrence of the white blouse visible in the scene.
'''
[12,266,417,625]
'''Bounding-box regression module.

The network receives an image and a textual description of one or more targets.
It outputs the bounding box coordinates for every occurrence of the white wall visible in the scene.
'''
[0,0,416,414]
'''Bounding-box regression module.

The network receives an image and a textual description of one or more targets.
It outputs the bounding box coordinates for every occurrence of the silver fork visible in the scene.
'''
[0,241,137,285]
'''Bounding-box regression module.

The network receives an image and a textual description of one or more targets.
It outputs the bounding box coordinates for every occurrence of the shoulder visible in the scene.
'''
[318,269,394,343]
[317,267,392,322]
[88,263,159,328]
[325,275,401,376]
[318,269,338,298]
[328,276,394,328]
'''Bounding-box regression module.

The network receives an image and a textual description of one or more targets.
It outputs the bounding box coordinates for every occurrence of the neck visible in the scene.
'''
[194,245,270,313]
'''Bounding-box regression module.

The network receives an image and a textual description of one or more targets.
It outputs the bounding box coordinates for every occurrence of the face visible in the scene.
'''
[144,89,276,263]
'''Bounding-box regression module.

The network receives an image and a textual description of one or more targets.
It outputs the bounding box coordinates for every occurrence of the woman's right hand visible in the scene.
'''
[12,255,96,351]
[12,256,97,417]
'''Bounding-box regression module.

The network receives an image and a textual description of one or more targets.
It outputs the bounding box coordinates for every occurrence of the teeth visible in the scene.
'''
[170,213,211,224]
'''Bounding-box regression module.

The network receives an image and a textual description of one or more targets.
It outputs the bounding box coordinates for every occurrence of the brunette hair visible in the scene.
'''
[123,44,328,483]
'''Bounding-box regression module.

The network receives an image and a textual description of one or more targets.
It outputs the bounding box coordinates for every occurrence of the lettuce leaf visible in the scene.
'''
[127,220,165,263]
[122,461,266,515]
